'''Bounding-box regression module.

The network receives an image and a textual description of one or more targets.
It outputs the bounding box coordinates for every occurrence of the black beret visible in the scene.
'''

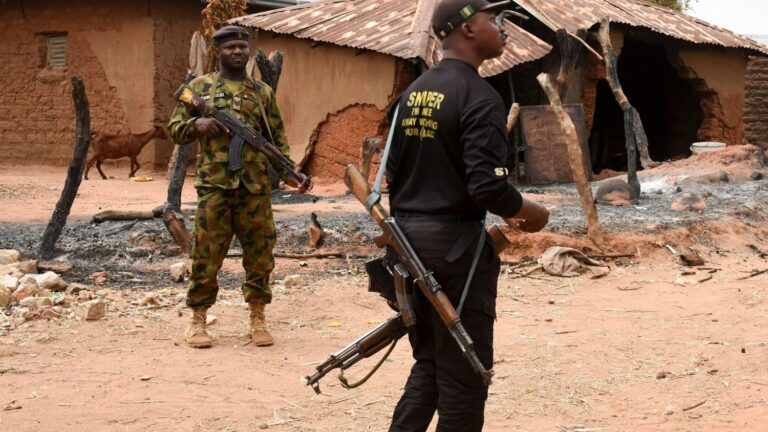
[212,25,250,46]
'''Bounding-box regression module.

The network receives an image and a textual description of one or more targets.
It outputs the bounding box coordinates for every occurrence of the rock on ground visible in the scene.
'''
[0,285,11,308]
[19,271,68,292]
[77,299,106,321]
[0,249,20,265]
[170,262,190,282]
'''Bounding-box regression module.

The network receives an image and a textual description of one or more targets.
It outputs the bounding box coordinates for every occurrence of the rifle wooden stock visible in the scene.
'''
[304,313,406,394]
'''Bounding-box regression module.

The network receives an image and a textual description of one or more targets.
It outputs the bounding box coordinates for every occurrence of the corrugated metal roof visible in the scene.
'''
[232,0,553,77]
[514,0,768,55]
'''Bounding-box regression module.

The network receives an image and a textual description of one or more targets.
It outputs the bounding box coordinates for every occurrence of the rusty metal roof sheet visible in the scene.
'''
[232,0,553,77]
[514,0,768,55]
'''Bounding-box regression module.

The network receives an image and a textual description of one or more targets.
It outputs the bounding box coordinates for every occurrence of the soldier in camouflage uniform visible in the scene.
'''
[169,25,310,349]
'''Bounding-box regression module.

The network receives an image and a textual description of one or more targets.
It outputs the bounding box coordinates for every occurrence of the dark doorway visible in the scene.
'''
[588,38,704,172]
[588,80,625,172]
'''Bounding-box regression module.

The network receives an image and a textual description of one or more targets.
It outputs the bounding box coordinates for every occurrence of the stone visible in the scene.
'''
[38,262,72,274]
[20,271,68,292]
[16,260,38,274]
[0,274,19,291]
[0,250,20,265]
[126,246,152,258]
[39,306,64,319]
[89,271,109,285]
[19,296,54,312]
[163,245,183,257]
[283,275,302,288]
[752,171,764,180]
[170,262,190,282]
[12,278,39,303]
[65,283,89,295]
[0,285,11,308]
[77,299,106,321]
[77,291,94,302]
[0,263,22,278]
[139,294,160,306]
[54,295,74,308]
[671,192,707,213]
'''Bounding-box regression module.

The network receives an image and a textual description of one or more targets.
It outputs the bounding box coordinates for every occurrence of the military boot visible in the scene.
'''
[249,302,274,346]
[184,307,213,348]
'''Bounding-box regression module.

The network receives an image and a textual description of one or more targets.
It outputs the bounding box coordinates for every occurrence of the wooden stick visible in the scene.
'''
[682,400,706,412]
[92,210,156,224]
[39,76,91,260]
[588,253,634,259]
[738,269,768,280]
[162,208,192,254]
[506,103,521,133]
[537,73,605,248]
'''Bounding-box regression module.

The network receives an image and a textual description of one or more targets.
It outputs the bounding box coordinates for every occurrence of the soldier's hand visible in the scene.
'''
[285,173,312,194]
[504,198,549,233]
[194,118,229,137]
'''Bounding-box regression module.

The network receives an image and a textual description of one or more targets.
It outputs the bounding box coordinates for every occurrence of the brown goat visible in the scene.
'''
[85,125,167,180]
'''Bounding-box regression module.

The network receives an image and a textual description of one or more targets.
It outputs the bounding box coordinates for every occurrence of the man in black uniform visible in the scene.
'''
[386,1,549,430]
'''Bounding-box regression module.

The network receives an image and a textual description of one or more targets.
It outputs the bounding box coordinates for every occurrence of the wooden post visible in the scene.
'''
[598,19,656,180]
[255,49,283,92]
[506,103,521,133]
[39,77,91,259]
[360,136,383,181]
[255,49,285,188]
[554,29,586,100]
[537,73,605,248]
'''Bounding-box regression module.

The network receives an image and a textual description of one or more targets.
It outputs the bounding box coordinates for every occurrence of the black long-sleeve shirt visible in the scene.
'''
[386,59,523,219]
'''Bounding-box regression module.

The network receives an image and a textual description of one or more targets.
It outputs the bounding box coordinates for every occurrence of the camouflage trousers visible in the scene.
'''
[186,186,276,308]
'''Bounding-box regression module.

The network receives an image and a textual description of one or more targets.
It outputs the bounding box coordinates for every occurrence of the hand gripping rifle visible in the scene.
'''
[173,85,311,191]
[303,164,497,393]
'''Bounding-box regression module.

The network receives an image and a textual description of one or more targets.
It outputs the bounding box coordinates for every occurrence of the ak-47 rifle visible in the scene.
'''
[173,84,311,192]
[304,164,507,394]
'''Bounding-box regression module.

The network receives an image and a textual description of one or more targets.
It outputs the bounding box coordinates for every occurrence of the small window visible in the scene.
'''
[47,34,67,69]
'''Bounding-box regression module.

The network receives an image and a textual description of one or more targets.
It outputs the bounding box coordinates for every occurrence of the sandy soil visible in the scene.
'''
[2,155,768,431]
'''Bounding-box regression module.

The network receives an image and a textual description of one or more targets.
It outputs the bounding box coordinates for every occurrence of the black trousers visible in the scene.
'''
[389,218,499,432]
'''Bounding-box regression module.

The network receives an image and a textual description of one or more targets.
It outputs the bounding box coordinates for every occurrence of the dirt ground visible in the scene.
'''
[2,149,768,431]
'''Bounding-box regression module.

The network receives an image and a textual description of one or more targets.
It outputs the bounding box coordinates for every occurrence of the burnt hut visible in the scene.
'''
[235,0,768,180]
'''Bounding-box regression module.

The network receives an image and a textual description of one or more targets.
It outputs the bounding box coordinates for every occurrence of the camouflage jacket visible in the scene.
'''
[168,71,293,194]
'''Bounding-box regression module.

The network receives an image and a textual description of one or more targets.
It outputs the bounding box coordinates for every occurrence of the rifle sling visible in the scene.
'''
[338,337,400,389]
[458,222,486,314]
[365,104,400,211]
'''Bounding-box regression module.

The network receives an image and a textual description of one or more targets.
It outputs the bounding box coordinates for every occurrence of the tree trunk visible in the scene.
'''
[255,49,284,92]
[554,29,586,100]
[537,73,605,248]
[163,207,192,255]
[598,19,656,179]
[39,76,91,259]
[255,49,285,189]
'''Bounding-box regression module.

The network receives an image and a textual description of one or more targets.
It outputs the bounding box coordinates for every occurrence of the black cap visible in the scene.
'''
[212,25,250,46]
[432,0,510,39]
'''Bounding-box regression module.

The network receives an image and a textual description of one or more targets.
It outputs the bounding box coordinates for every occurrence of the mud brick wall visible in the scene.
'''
[745,56,768,150]
[152,0,202,167]
[0,1,140,166]
[0,0,201,168]
[304,104,387,180]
